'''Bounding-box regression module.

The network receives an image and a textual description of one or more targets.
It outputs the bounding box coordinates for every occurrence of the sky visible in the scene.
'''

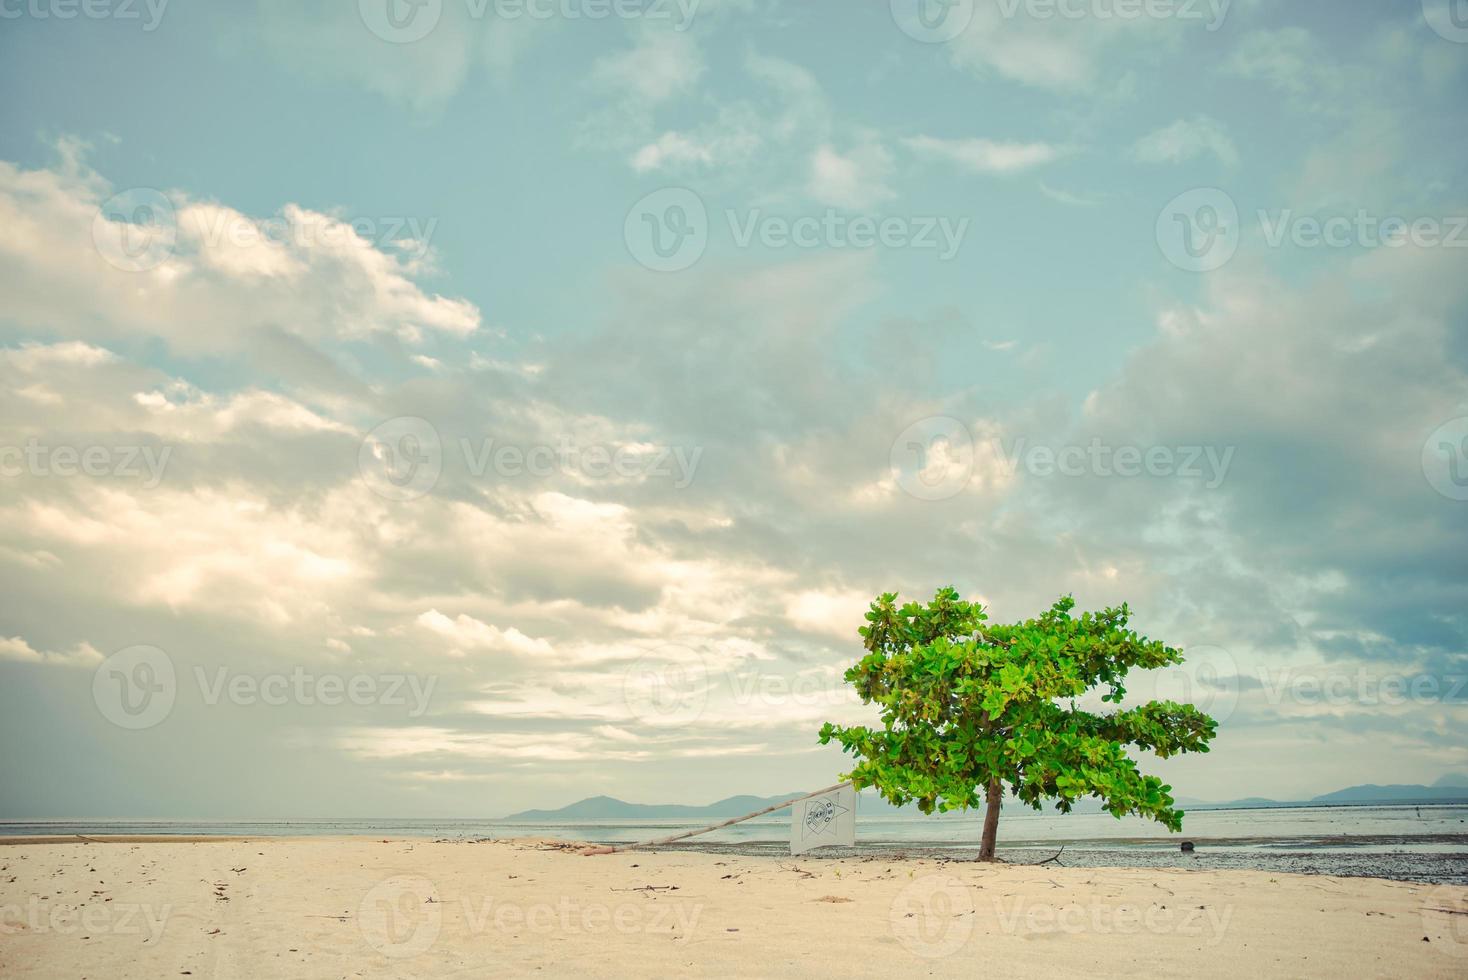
[0,0,1465,820]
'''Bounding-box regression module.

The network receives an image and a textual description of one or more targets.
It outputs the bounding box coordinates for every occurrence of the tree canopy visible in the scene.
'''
[819,588,1218,858]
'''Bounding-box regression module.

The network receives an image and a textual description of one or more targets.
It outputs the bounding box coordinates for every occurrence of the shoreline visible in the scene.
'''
[1,834,1466,886]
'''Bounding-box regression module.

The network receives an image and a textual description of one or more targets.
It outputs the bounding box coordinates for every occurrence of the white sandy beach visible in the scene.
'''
[2,837,1465,978]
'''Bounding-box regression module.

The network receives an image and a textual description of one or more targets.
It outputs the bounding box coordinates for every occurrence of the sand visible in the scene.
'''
[2,837,1465,978]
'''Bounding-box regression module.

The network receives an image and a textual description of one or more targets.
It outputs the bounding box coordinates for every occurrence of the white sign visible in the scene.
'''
[790,785,857,855]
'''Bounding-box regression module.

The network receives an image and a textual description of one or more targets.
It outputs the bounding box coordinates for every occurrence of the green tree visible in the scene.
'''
[819,588,1217,861]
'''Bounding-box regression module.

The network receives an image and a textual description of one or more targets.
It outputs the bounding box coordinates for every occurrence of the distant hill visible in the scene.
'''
[501,779,1468,821]
[502,793,805,821]
[502,790,920,821]
[1310,783,1468,805]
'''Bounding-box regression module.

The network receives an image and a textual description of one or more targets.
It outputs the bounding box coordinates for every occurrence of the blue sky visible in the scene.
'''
[0,0,1465,818]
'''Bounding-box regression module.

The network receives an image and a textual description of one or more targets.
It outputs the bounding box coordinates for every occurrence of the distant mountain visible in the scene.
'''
[501,780,1468,821]
[501,793,806,821]
[1310,783,1468,805]
[502,790,919,821]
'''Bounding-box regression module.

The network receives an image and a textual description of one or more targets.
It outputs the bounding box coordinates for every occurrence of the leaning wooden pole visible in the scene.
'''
[580,782,852,855]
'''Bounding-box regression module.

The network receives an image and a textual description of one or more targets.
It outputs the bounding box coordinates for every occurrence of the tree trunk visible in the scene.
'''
[977,778,1002,862]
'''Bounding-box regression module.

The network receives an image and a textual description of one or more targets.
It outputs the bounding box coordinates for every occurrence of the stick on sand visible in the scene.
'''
[580,782,852,856]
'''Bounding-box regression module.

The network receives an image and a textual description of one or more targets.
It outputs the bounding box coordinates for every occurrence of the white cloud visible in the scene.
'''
[630,131,716,172]
[1133,116,1239,167]
[1224,27,1340,99]
[785,590,870,640]
[944,4,1170,92]
[0,152,479,359]
[0,636,103,668]
[904,135,1065,174]
[592,29,704,106]
[807,143,894,209]
[415,609,553,657]
[3,484,369,626]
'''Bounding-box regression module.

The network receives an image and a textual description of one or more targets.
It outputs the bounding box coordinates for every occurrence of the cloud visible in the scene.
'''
[944,3,1176,92]
[785,590,870,640]
[903,135,1065,174]
[0,635,103,668]
[1132,116,1239,167]
[0,150,480,361]
[1224,27,1341,101]
[591,28,704,106]
[1040,242,1468,667]
[1038,182,1107,207]
[807,142,895,209]
[631,131,717,172]
[415,609,553,657]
